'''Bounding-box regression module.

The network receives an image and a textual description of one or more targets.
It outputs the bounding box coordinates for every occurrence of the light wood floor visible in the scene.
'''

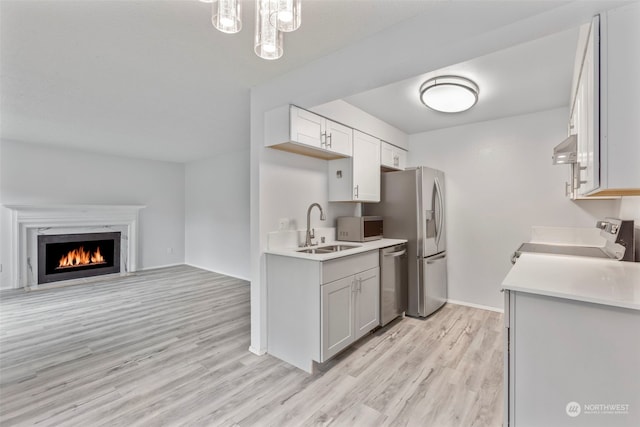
[0,265,503,426]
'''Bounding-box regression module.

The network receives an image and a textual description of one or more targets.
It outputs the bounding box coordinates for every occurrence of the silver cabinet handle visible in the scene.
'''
[326,133,332,148]
[573,162,587,189]
[354,185,359,199]
[384,250,406,257]
[358,278,362,292]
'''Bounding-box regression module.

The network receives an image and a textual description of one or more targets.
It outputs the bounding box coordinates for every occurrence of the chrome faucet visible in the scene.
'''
[305,203,326,247]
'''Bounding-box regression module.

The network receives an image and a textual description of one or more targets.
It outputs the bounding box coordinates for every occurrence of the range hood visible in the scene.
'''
[552,134,577,165]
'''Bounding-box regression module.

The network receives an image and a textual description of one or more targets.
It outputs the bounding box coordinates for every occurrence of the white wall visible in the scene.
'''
[408,108,620,309]
[0,139,186,289]
[619,197,640,222]
[184,149,250,280]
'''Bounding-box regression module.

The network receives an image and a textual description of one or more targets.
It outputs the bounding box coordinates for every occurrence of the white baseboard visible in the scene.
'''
[139,263,184,271]
[448,299,504,313]
[248,345,266,356]
[184,263,250,282]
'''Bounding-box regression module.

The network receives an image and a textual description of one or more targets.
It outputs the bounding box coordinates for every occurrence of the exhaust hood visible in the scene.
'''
[552,134,578,165]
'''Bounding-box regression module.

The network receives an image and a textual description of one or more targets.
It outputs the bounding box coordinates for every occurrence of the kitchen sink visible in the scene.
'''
[317,244,360,252]
[296,244,360,254]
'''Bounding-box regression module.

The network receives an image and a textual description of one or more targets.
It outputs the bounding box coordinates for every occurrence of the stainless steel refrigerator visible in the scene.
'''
[364,166,447,317]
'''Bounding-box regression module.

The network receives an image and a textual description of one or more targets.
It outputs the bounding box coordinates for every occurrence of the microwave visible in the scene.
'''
[337,216,383,242]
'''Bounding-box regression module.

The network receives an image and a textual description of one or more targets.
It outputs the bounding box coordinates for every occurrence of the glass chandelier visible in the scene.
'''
[211,0,242,34]
[255,0,283,60]
[207,0,301,60]
[270,0,301,32]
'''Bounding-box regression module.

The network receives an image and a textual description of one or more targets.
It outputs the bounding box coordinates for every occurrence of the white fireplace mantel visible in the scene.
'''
[4,204,145,290]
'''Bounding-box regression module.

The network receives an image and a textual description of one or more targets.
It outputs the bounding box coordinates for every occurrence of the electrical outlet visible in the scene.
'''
[167,247,173,254]
[278,218,290,230]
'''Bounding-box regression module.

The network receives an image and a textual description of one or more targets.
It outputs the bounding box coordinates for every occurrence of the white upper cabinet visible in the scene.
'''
[380,141,407,171]
[265,105,353,160]
[568,5,640,197]
[598,3,640,195]
[571,17,599,196]
[324,119,353,157]
[290,106,324,149]
[328,130,381,202]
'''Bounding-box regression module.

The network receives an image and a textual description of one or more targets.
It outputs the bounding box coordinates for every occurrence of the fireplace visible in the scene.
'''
[37,232,121,284]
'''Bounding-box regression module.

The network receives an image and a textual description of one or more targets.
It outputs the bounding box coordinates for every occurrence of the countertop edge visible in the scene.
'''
[502,253,640,311]
[501,284,640,311]
[264,238,408,261]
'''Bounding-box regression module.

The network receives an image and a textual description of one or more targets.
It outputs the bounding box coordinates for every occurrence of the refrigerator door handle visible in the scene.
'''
[434,177,444,249]
[426,253,446,263]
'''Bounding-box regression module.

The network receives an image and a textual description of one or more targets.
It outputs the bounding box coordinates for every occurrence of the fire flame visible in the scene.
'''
[58,246,105,268]
[91,246,105,264]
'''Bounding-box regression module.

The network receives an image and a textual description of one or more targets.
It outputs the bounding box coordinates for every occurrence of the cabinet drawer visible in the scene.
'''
[321,250,378,284]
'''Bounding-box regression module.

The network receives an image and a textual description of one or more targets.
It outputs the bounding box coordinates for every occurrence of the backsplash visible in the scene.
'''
[267,227,336,250]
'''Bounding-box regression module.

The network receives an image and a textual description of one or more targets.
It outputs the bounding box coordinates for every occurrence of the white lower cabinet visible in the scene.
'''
[266,250,379,373]
[321,266,380,361]
[354,268,380,339]
[504,290,640,426]
[321,276,355,361]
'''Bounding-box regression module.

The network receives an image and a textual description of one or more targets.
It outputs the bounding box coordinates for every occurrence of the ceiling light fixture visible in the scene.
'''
[419,76,479,113]
[208,0,301,60]
[270,0,301,32]
[255,0,283,60]
[211,0,242,34]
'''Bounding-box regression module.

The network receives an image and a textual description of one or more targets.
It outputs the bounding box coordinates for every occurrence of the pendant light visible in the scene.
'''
[255,0,283,60]
[211,0,242,34]
[270,0,301,32]
[419,76,479,113]
[208,0,299,60]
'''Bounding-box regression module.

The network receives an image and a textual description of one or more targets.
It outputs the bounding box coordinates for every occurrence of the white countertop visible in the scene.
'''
[502,253,640,310]
[264,238,407,261]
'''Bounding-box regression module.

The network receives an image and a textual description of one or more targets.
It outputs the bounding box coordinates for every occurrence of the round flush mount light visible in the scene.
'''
[419,76,479,113]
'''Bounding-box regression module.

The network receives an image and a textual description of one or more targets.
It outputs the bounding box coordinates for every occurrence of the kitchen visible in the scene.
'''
[253,1,640,426]
[1,0,639,425]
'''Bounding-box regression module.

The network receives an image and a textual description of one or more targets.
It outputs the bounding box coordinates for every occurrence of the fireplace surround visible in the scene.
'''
[4,205,144,290]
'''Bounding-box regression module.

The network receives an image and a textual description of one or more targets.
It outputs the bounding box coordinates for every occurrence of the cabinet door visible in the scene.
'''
[353,130,381,202]
[603,4,640,191]
[381,142,395,169]
[394,148,407,170]
[576,18,600,196]
[381,142,408,171]
[321,276,355,361]
[354,267,380,340]
[325,120,353,157]
[290,106,324,149]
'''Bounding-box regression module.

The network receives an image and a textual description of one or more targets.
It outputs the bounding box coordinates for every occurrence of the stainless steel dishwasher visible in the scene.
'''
[380,244,408,326]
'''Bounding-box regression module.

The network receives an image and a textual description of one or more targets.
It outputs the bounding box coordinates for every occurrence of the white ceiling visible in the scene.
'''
[343,27,580,134]
[0,0,443,162]
[0,0,610,163]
